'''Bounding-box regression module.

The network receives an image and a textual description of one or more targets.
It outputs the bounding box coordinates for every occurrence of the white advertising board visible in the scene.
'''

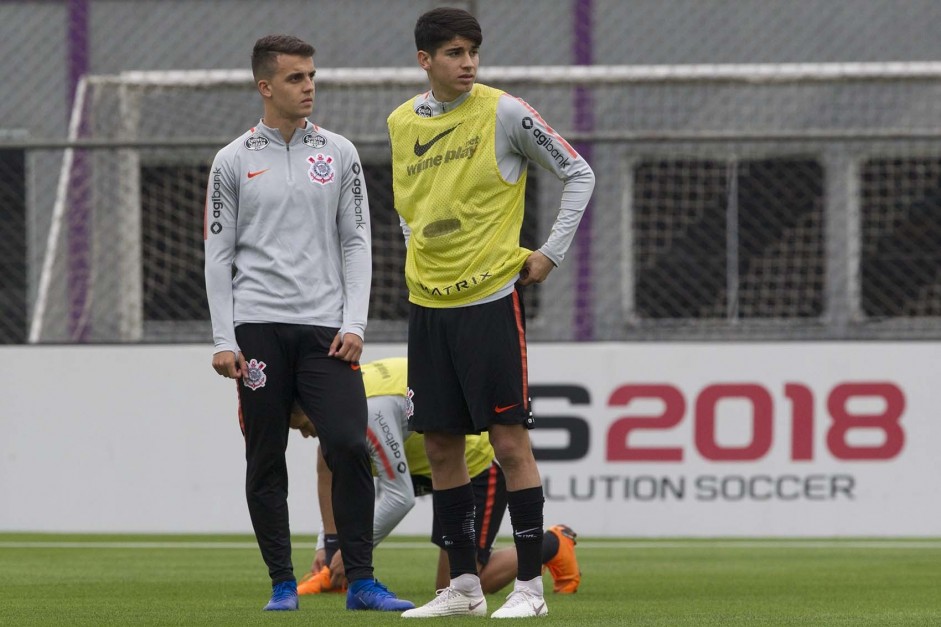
[0,343,937,536]
[519,343,938,537]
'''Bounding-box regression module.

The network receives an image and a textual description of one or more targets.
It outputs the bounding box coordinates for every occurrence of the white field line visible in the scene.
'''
[1,540,940,550]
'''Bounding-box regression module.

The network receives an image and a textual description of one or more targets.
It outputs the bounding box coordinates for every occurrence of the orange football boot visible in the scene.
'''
[545,524,581,593]
[297,566,346,595]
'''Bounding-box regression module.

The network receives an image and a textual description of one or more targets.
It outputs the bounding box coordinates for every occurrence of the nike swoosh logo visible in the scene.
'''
[494,403,520,414]
[350,362,361,371]
[469,599,484,611]
[413,124,461,156]
[534,602,546,614]
[247,169,269,179]
[514,526,542,537]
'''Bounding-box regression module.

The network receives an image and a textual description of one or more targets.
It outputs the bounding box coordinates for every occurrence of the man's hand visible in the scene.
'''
[289,403,318,438]
[517,250,556,286]
[311,548,327,573]
[212,350,245,378]
[328,550,347,588]
[328,331,363,362]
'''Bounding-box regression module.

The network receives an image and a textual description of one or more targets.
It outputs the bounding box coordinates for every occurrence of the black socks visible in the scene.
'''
[434,483,478,578]
[508,485,545,581]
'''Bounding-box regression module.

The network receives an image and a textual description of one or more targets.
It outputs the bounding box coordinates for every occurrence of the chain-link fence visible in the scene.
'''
[4,0,941,343]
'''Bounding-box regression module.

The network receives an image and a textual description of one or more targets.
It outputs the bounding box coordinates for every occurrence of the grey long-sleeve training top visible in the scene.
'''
[204,120,371,355]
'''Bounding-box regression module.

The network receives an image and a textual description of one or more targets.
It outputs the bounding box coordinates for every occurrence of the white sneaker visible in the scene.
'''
[401,586,487,618]
[490,587,548,618]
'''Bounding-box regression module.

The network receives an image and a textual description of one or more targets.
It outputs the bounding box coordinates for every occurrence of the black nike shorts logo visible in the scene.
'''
[413,123,461,156]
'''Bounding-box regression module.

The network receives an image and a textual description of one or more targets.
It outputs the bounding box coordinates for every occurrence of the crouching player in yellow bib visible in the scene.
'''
[290,358,581,597]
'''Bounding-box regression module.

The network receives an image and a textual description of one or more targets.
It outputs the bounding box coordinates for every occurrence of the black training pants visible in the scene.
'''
[235,323,375,584]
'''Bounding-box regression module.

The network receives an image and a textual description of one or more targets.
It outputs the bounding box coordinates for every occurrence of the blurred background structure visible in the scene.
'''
[4,0,941,345]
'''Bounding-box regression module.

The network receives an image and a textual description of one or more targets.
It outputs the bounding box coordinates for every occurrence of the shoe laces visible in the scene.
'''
[426,586,465,607]
[502,587,541,609]
[357,579,393,599]
[370,580,391,594]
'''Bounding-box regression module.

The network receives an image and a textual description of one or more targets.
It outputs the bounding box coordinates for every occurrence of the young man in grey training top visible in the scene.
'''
[204,33,413,614]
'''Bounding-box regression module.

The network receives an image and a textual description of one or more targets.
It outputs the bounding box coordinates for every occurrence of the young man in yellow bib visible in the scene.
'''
[387,7,595,619]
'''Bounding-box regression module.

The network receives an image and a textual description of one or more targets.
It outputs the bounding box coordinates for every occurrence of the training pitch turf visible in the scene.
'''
[1,535,939,625]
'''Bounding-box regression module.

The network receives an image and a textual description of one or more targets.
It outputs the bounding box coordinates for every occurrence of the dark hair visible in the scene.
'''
[414,7,482,54]
[251,35,315,81]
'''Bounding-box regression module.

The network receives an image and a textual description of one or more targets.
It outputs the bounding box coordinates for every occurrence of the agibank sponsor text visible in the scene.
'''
[207,167,223,235]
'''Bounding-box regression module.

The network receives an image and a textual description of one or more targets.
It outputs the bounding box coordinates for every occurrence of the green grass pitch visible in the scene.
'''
[1,535,940,625]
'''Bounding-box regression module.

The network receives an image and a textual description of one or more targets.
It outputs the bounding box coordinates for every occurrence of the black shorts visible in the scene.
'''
[407,288,534,434]
[430,462,508,565]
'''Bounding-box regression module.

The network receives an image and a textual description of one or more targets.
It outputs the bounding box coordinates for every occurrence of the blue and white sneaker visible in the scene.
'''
[346,578,415,611]
[263,580,298,611]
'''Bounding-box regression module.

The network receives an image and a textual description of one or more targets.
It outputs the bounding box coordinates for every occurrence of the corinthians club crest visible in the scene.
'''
[242,358,267,391]
[404,387,415,419]
[307,153,335,185]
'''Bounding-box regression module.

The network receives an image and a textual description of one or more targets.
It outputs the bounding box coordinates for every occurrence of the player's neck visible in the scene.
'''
[262,114,307,143]
[429,81,473,106]
[428,86,473,113]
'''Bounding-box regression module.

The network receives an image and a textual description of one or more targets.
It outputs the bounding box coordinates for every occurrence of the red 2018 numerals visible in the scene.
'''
[606,382,905,462]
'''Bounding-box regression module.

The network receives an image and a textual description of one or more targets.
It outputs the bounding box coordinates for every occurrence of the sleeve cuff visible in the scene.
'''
[538,245,562,267]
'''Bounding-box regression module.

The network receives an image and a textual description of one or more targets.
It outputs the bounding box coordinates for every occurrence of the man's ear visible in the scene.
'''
[257,79,272,98]
[417,50,432,71]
